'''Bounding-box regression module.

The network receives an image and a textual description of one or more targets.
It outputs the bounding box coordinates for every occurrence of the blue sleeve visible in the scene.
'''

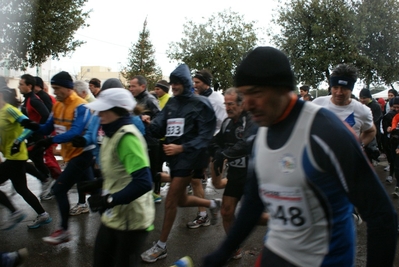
[38,113,55,135]
[15,114,33,141]
[83,115,100,146]
[310,108,397,266]
[110,167,153,205]
[52,105,91,144]
[131,115,145,135]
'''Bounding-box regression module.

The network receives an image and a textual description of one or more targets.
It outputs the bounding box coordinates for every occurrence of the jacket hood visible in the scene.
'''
[170,64,193,98]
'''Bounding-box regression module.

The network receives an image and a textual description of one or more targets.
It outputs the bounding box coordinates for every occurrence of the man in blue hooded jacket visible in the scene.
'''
[141,64,221,263]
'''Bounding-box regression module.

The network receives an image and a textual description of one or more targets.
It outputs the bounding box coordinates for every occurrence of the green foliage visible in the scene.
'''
[355,0,399,86]
[0,0,90,70]
[272,0,399,89]
[167,9,259,90]
[272,0,359,88]
[122,18,162,91]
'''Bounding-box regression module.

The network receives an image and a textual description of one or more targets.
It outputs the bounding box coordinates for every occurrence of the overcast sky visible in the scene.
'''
[51,0,279,77]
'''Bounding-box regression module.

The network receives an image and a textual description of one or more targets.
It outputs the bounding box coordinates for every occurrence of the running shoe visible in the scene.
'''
[392,187,399,198]
[141,242,167,263]
[153,192,162,203]
[231,248,243,260]
[187,185,193,194]
[186,213,210,229]
[171,256,193,267]
[41,178,54,196]
[386,176,393,184]
[69,203,89,215]
[1,210,26,230]
[352,213,363,225]
[209,199,222,225]
[2,248,28,267]
[27,213,52,229]
[42,229,71,245]
[40,192,53,201]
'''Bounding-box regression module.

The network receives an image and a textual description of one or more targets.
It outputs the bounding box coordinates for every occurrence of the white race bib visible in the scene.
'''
[166,118,185,137]
[54,124,67,135]
[259,183,311,230]
[229,157,246,168]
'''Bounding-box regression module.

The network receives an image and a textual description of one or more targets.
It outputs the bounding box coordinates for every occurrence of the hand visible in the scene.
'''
[88,194,112,213]
[163,144,183,156]
[71,135,86,147]
[20,119,40,131]
[212,150,225,176]
[77,179,103,194]
[32,138,53,152]
[10,140,21,155]
[141,115,151,124]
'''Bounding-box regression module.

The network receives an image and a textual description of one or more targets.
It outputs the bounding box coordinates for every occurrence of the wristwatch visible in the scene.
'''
[106,195,113,205]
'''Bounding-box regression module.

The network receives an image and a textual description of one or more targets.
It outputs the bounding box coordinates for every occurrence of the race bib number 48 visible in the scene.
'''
[259,184,311,230]
[166,118,185,137]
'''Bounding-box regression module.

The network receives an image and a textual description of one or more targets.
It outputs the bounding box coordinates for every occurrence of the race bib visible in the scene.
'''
[229,157,246,168]
[259,183,311,230]
[54,124,67,135]
[166,118,185,137]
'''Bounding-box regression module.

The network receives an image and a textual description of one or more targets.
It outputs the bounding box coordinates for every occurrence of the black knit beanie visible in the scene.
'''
[359,88,372,99]
[34,76,44,90]
[234,46,295,90]
[101,78,124,91]
[51,71,74,89]
[155,80,170,93]
[194,70,212,86]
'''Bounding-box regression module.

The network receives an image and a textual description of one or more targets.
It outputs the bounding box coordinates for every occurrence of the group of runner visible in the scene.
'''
[0,46,398,267]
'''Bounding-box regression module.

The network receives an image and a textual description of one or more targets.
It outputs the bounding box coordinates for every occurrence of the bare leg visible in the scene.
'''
[221,195,239,234]
[160,176,211,242]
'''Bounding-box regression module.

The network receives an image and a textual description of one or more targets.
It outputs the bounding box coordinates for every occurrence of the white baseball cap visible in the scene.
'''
[85,88,136,112]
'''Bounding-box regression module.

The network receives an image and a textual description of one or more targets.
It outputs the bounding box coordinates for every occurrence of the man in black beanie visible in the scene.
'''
[22,71,94,245]
[34,76,54,113]
[203,47,397,267]
[359,88,383,161]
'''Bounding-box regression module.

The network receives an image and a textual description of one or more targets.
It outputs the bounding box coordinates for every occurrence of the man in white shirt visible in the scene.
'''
[313,64,376,147]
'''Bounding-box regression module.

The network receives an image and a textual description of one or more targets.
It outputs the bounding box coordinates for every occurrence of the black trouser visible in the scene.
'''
[93,223,149,267]
[28,148,50,180]
[0,160,45,214]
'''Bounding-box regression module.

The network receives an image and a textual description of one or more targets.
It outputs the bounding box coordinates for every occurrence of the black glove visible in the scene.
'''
[77,179,103,194]
[32,137,53,152]
[10,140,21,155]
[71,135,86,147]
[20,119,40,131]
[88,194,113,213]
[212,150,225,176]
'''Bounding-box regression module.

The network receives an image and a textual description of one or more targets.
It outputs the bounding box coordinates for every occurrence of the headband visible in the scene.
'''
[194,72,211,86]
[329,76,356,91]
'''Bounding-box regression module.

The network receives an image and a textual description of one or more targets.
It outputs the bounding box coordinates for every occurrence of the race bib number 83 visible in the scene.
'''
[166,118,185,137]
[259,184,311,230]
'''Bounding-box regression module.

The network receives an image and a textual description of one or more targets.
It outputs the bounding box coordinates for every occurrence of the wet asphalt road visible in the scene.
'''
[0,157,398,267]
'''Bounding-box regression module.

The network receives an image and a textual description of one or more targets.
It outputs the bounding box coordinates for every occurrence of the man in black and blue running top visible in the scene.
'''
[203,47,397,267]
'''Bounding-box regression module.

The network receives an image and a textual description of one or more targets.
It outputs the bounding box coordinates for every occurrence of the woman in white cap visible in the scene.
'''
[85,88,155,267]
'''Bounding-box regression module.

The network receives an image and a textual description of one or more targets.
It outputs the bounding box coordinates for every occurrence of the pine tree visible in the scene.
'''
[122,18,162,90]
